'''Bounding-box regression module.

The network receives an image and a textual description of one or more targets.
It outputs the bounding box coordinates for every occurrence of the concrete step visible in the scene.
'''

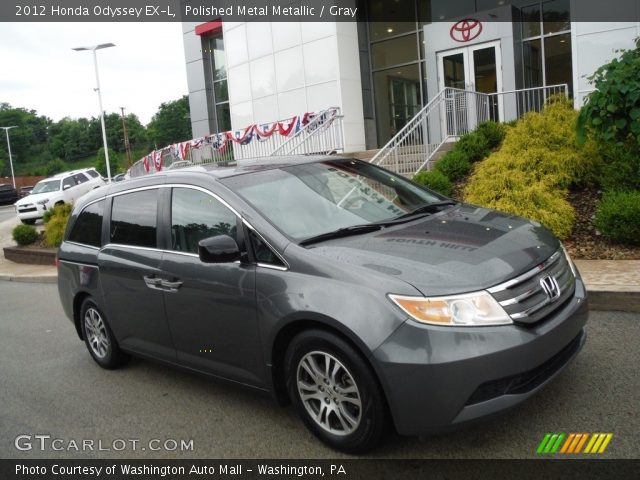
[347,149,380,161]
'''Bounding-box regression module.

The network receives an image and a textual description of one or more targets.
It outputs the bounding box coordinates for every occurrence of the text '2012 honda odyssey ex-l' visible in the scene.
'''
[57,156,587,453]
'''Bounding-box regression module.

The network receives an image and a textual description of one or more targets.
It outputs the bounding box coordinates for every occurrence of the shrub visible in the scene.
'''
[454,131,489,162]
[44,203,72,247]
[594,191,640,244]
[475,121,507,150]
[413,170,453,197]
[45,159,66,176]
[595,143,640,192]
[577,38,640,148]
[464,98,597,239]
[12,224,39,246]
[435,150,471,181]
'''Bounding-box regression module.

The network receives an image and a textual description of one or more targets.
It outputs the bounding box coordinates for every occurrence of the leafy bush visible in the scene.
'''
[577,38,640,148]
[455,131,490,162]
[435,150,471,181]
[475,121,507,150]
[594,191,640,244]
[12,224,39,246]
[44,203,72,247]
[413,170,453,197]
[45,159,66,176]
[465,98,598,239]
[595,143,640,192]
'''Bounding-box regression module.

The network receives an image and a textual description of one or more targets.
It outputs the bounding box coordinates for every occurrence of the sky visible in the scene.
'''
[0,22,188,125]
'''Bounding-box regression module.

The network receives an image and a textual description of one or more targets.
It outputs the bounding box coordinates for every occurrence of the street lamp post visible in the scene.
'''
[73,43,115,182]
[0,126,17,189]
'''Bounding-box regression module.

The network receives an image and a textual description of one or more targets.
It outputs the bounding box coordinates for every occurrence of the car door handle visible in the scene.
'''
[161,279,183,292]
[143,275,163,290]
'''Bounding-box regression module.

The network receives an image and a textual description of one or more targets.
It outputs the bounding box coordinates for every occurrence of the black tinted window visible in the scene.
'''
[171,188,237,254]
[249,230,284,266]
[110,190,158,248]
[73,173,89,184]
[69,200,104,247]
[63,176,76,189]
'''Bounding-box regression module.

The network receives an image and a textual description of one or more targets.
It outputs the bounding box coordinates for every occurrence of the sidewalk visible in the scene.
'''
[0,216,638,311]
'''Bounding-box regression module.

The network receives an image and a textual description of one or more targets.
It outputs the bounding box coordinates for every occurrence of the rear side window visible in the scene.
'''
[73,173,89,184]
[170,188,237,254]
[110,189,158,248]
[85,169,100,178]
[68,200,104,247]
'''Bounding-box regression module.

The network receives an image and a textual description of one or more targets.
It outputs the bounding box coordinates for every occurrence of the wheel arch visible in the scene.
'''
[269,317,392,420]
[72,291,92,340]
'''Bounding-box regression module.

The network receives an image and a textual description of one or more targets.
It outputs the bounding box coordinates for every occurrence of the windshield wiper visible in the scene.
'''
[395,200,459,219]
[299,224,385,247]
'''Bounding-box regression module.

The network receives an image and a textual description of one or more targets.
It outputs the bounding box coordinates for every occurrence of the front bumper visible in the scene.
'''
[16,203,48,220]
[372,279,588,436]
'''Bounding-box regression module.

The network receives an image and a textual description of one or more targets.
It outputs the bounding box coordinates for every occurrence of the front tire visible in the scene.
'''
[285,329,388,454]
[80,298,128,369]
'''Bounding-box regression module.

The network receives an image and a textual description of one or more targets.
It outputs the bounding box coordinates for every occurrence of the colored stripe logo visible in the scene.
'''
[537,433,613,454]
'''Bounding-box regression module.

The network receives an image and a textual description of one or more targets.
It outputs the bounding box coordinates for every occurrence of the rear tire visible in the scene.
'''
[285,329,388,454]
[80,298,129,369]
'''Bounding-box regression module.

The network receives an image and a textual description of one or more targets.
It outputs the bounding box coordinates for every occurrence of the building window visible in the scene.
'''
[366,0,431,146]
[520,0,572,96]
[202,32,231,133]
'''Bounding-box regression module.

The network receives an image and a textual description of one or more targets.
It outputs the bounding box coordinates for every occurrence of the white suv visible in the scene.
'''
[15,168,106,224]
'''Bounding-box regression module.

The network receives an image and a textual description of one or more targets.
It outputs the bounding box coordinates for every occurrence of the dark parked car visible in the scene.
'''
[57,156,588,453]
[0,183,18,205]
[19,185,34,198]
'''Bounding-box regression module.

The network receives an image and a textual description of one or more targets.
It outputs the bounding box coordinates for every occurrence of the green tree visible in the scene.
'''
[147,95,191,148]
[577,37,640,148]
[95,146,122,177]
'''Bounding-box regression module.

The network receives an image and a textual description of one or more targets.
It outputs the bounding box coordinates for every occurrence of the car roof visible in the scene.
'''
[50,168,95,179]
[174,154,350,179]
[77,155,355,208]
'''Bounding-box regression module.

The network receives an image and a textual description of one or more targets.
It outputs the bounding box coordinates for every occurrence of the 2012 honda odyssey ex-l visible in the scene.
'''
[57,156,588,453]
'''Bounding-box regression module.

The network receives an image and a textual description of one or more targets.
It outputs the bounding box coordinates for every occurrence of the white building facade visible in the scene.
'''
[183,0,640,152]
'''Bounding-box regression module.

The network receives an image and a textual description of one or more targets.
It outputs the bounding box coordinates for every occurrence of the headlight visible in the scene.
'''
[36,198,49,205]
[561,243,578,278]
[389,291,512,326]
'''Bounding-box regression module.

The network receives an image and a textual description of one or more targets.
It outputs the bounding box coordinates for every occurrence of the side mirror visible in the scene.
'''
[198,235,241,263]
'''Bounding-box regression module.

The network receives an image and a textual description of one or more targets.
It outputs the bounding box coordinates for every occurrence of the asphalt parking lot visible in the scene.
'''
[1,281,638,459]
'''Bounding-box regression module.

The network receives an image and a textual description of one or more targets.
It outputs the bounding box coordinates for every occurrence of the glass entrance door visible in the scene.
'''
[437,41,503,135]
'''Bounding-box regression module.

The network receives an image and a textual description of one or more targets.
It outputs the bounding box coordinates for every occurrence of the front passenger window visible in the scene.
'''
[171,188,237,255]
[63,176,76,190]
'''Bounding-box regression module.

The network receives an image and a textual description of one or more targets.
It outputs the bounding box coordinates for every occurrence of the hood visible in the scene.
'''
[15,191,57,206]
[306,204,560,296]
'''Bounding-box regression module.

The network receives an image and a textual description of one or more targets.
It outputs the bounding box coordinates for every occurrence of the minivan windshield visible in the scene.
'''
[31,180,61,194]
[222,159,447,241]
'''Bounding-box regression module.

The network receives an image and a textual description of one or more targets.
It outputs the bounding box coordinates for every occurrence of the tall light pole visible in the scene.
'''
[73,43,115,182]
[0,126,17,188]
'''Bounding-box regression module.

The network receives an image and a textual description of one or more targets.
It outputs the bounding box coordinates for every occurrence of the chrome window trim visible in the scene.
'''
[101,183,290,270]
[243,219,290,271]
[65,241,100,251]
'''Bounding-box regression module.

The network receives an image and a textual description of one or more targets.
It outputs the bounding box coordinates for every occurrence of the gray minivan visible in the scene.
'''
[57,156,588,453]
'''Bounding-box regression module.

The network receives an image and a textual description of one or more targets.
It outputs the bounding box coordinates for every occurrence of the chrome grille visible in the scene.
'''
[488,250,575,325]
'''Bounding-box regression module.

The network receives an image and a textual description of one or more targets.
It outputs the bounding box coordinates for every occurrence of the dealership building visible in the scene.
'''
[182,0,640,154]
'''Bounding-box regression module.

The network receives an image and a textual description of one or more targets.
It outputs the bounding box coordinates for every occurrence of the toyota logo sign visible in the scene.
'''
[450,19,483,42]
